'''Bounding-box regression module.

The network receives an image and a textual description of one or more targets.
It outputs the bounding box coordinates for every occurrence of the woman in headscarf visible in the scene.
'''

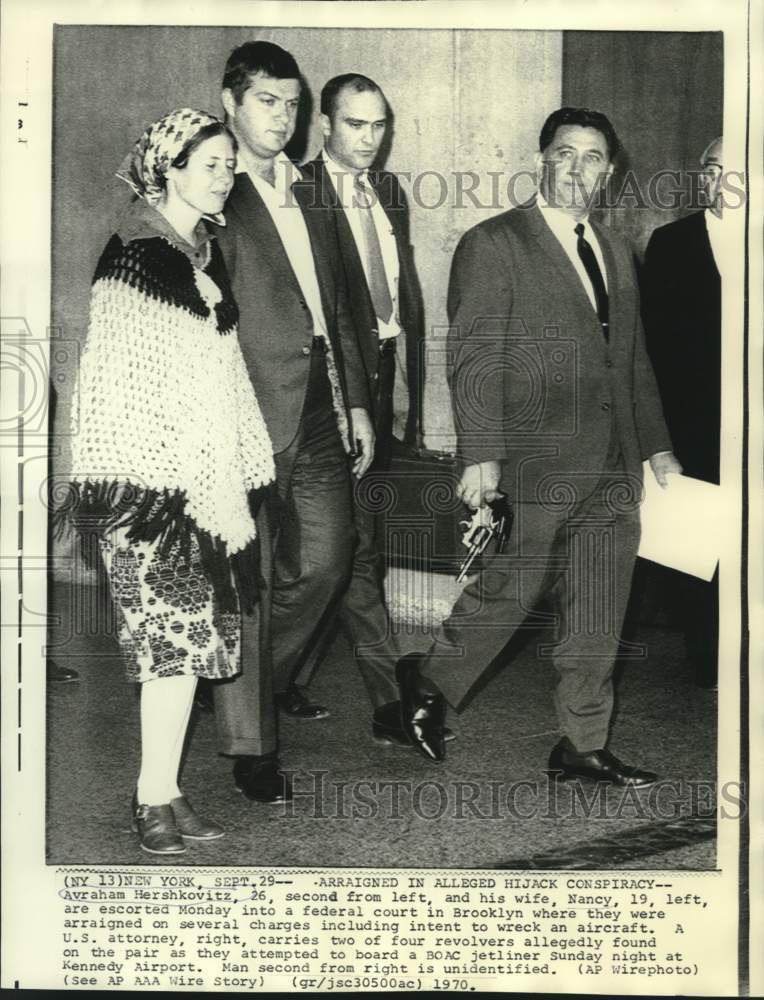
[56,109,275,855]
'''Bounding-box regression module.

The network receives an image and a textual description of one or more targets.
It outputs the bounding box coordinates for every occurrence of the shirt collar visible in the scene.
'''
[322,148,374,203]
[537,190,591,232]
[237,150,301,194]
[116,198,213,261]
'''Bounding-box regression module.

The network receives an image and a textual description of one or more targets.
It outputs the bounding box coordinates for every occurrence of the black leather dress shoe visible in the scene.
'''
[372,701,455,748]
[547,737,658,787]
[275,686,329,720]
[395,653,446,762]
[47,660,79,683]
[233,756,294,803]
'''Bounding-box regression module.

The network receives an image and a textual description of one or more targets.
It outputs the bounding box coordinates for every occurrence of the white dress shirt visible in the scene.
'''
[238,152,329,340]
[537,191,608,312]
[322,149,401,340]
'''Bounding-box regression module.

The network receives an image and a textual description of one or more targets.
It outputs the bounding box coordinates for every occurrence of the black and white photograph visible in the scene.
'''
[1,0,761,994]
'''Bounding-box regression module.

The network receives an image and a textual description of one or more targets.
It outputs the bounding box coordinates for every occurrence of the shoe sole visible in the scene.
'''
[179,830,226,840]
[277,710,330,720]
[138,841,186,855]
[545,769,658,789]
[373,731,456,748]
[233,784,292,804]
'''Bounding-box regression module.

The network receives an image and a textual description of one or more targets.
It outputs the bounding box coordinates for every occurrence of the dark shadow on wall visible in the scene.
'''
[285,73,313,164]
[562,30,723,255]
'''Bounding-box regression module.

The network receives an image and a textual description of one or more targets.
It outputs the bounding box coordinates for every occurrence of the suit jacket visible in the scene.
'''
[299,157,425,447]
[447,200,672,503]
[215,169,369,454]
[641,211,721,484]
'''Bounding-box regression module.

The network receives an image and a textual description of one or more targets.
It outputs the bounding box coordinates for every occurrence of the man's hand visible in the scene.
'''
[350,407,375,477]
[649,450,683,489]
[458,460,502,509]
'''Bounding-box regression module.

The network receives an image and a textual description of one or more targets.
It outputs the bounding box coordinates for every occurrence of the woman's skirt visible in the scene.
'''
[99,525,241,683]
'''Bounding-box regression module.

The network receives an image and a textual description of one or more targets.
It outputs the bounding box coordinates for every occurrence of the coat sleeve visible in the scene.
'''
[640,228,679,426]
[392,178,426,443]
[333,235,370,411]
[447,224,512,466]
[630,241,674,459]
[298,174,371,413]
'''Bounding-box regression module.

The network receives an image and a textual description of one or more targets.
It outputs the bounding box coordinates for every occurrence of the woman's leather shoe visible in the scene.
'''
[131,801,186,855]
[170,795,225,840]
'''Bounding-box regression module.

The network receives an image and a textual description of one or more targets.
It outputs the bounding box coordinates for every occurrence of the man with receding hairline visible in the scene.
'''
[298,73,430,749]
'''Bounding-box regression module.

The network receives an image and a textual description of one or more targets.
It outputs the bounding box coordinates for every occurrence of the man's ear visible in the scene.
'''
[319,112,332,141]
[533,151,544,183]
[221,88,236,120]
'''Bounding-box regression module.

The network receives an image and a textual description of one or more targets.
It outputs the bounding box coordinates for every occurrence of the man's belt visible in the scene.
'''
[379,338,397,355]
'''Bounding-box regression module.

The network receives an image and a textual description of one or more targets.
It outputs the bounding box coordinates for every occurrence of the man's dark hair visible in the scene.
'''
[222,40,300,104]
[539,106,620,161]
[320,73,385,119]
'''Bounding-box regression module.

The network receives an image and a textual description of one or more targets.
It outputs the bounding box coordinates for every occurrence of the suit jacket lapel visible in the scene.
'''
[226,172,305,299]
[310,158,376,320]
[526,203,602,326]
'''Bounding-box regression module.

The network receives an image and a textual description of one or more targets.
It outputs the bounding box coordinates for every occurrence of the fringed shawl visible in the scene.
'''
[56,220,275,614]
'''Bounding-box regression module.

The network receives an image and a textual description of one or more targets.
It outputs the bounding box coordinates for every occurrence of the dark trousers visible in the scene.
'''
[215,345,355,756]
[676,567,718,686]
[213,503,275,756]
[420,464,641,752]
[295,346,400,709]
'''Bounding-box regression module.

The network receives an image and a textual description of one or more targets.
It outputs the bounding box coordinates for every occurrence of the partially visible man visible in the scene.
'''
[641,136,724,689]
[212,41,374,801]
[396,107,681,784]
[296,74,428,746]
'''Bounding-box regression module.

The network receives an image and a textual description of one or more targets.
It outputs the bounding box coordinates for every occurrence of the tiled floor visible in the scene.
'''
[46,581,718,870]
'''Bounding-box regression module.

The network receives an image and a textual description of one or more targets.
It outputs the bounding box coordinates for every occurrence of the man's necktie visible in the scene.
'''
[354,175,393,323]
[575,222,609,340]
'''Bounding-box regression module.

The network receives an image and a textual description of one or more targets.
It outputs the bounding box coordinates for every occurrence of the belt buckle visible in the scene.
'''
[379,338,396,355]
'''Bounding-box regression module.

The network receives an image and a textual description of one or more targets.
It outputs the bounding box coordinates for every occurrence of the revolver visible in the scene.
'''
[456,496,514,582]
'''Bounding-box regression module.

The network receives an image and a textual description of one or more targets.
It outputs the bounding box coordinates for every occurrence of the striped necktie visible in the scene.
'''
[354,175,393,323]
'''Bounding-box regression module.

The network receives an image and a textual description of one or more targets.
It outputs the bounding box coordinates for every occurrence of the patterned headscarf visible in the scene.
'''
[116,108,228,223]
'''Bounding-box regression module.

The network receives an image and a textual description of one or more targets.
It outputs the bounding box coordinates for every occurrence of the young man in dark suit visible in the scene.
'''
[296,74,433,747]
[396,107,682,785]
[212,41,374,801]
[641,137,724,690]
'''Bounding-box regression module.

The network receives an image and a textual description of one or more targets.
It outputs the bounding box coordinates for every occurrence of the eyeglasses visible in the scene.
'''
[701,163,723,178]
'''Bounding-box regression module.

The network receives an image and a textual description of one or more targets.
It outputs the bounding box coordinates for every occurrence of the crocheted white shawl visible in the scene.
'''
[68,229,275,558]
